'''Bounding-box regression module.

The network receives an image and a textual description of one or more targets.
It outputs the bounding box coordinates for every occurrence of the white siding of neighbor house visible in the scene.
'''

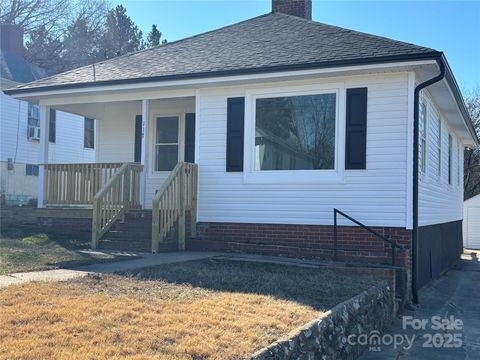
[418,90,464,226]
[195,73,411,228]
[0,91,95,164]
[0,90,95,203]
[48,111,96,163]
[463,194,480,249]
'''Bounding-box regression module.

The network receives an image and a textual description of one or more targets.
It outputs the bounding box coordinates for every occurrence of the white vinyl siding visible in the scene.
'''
[418,89,463,226]
[95,98,194,206]
[196,73,410,228]
[463,194,480,249]
[0,91,95,164]
[95,102,140,163]
[0,91,95,203]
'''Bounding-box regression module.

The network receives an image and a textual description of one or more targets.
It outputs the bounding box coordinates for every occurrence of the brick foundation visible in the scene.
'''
[188,222,412,269]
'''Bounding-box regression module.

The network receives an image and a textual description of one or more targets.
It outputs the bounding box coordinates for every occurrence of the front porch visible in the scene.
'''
[38,161,197,252]
[36,95,198,252]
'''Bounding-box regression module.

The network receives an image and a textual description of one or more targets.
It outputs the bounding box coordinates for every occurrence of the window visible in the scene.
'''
[448,134,452,185]
[25,164,39,176]
[419,101,427,174]
[457,143,461,187]
[436,117,441,177]
[27,103,39,127]
[254,93,336,171]
[49,109,56,143]
[84,117,95,149]
[155,116,179,171]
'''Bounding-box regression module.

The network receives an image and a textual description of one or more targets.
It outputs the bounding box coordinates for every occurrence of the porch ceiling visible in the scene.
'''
[54,101,141,120]
[51,96,195,121]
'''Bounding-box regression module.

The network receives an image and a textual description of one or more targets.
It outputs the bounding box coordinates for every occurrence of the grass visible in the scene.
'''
[0,259,381,359]
[0,226,135,274]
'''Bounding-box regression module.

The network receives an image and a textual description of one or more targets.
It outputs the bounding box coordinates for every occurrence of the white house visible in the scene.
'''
[4,0,478,299]
[463,194,480,250]
[0,25,95,206]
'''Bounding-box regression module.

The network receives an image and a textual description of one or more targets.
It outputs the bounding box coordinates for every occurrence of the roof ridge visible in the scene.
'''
[10,11,443,92]
[270,11,438,53]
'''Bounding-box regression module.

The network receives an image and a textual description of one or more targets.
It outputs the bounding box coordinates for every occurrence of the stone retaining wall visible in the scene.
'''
[251,284,393,360]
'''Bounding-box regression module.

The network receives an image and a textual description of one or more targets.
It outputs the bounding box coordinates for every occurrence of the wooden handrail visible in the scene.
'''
[43,162,124,206]
[91,163,143,249]
[152,162,198,253]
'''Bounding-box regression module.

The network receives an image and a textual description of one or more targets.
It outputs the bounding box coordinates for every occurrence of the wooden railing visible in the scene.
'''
[152,162,198,253]
[44,163,124,206]
[91,163,143,249]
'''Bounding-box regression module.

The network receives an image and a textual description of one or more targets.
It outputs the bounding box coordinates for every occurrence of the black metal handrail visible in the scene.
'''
[333,208,402,265]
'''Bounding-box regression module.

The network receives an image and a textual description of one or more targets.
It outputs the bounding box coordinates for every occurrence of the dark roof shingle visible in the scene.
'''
[1,49,46,84]
[9,12,439,92]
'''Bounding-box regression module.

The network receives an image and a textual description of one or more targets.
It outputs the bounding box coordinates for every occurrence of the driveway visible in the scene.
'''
[359,250,480,360]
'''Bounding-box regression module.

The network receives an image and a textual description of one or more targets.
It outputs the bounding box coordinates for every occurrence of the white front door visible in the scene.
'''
[153,115,182,172]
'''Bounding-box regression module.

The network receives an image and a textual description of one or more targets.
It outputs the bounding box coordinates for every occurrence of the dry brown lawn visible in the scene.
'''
[0,227,135,275]
[0,259,380,359]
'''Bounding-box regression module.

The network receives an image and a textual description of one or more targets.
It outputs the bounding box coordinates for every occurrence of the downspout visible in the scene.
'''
[412,56,445,303]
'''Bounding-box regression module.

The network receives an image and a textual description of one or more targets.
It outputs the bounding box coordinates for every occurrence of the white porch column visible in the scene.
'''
[37,105,50,208]
[140,99,150,208]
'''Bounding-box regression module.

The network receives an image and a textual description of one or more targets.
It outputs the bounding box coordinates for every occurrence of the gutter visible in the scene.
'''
[412,56,445,304]
[4,52,441,96]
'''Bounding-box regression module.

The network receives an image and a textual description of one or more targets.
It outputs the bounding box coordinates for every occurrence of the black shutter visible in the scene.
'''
[226,97,245,172]
[49,109,56,143]
[134,115,142,163]
[345,88,368,169]
[185,113,196,163]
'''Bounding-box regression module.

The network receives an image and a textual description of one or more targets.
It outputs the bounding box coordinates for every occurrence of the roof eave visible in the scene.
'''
[440,55,479,146]
[4,52,442,96]
[5,50,476,145]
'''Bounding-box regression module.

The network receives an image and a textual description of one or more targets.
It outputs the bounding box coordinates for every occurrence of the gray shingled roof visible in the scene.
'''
[8,12,439,93]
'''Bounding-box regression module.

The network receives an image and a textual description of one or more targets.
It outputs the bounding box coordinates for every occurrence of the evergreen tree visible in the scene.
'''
[62,17,100,72]
[101,5,144,59]
[24,25,64,74]
[147,24,161,47]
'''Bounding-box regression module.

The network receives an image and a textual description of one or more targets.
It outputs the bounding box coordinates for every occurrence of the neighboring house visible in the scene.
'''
[5,1,478,299]
[463,194,480,250]
[0,25,95,206]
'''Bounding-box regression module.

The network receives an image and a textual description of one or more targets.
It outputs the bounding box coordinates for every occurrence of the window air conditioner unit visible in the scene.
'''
[28,125,40,141]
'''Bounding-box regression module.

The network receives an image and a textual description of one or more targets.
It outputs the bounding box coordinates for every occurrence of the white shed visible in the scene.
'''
[464,194,480,250]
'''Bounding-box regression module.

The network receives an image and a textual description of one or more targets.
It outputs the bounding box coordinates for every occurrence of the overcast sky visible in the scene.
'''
[122,0,480,94]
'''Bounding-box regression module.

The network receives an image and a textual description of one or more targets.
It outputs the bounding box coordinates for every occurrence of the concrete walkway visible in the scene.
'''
[359,251,480,360]
[0,251,222,288]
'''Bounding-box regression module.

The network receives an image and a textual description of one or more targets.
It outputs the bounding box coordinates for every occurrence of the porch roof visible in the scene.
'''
[5,12,438,95]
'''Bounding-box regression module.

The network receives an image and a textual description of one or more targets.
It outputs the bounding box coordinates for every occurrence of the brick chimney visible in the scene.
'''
[272,0,312,20]
[0,24,24,58]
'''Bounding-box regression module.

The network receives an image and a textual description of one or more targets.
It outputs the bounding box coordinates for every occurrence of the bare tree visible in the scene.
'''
[1,0,113,74]
[0,0,71,34]
[464,86,480,200]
